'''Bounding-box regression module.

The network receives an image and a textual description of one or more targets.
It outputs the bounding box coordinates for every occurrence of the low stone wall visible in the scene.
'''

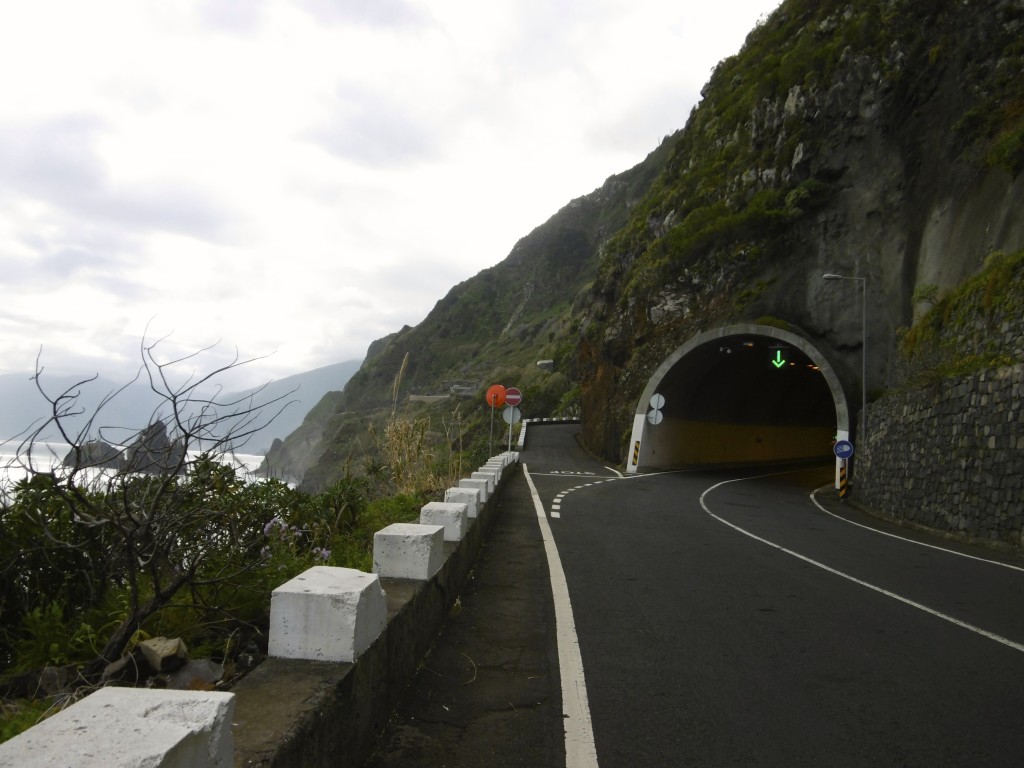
[858,364,1024,549]
[226,457,516,767]
[0,455,519,768]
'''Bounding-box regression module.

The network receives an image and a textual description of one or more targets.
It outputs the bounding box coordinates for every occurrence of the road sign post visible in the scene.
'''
[648,393,665,426]
[833,440,853,499]
[502,404,522,452]
[833,440,854,460]
[485,385,506,454]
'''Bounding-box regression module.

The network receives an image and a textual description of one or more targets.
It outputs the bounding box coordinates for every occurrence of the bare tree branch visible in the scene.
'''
[3,332,299,682]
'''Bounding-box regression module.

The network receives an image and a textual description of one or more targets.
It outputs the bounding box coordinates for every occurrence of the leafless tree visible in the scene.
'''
[2,333,297,681]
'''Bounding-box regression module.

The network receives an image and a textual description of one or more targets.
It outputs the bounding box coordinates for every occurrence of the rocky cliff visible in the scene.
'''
[576,0,1024,460]
[266,0,1024,485]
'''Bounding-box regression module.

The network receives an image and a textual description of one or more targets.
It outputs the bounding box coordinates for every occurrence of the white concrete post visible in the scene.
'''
[419,501,469,542]
[372,523,445,580]
[458,477,489,502]
[444,486,480,518]
[471,470,497,495]
[0,687,234,768]
[269,566,387,663]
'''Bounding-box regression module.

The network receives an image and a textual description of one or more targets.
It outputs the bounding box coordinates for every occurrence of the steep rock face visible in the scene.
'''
[576,0,1024,461]
[62,440,124,471]
[258,391,345,485]
[124,420,186,474]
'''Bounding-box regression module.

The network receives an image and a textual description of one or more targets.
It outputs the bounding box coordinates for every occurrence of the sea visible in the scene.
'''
[0,440,265,497]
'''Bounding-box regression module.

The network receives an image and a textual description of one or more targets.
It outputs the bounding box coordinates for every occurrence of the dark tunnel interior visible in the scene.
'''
[640,334,838,468]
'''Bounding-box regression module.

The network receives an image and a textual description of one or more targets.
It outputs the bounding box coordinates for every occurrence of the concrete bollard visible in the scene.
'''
[458,477,489,503]
[444,486,480,518]
[419,501,469,542]
[471,470,497,495]
[269,566,386,663]
[0,687,235,768]
[373,523,445,580]
[482,462,506,476]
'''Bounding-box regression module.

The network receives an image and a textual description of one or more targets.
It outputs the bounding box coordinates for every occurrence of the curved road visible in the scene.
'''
[525,424,1024,767]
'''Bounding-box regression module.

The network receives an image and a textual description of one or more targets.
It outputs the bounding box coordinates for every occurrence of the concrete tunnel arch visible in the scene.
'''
[626,324,851,477]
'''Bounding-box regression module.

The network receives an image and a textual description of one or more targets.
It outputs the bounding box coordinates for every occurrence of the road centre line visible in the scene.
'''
[531,471,609,478]
[809,486,1024,573]
[700,473,1024,655]
[523,464,599,768]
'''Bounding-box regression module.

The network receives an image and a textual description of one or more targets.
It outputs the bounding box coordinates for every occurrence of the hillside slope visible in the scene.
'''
[267,0,1024,483]
[264,139,675,487]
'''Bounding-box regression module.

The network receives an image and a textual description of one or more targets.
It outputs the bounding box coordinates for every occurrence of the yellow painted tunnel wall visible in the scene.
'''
[644,419,834,468]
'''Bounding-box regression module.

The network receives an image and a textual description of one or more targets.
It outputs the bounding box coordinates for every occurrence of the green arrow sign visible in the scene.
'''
[771,350,786,368]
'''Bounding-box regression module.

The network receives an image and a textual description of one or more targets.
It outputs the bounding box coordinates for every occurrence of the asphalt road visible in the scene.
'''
[527,424,1024,767]
[367,423,1024,767]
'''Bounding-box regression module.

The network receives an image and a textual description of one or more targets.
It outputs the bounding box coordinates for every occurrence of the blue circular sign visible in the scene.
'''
[833,440,854,459]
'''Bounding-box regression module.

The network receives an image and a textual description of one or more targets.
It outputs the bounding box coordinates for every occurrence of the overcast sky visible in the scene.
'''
[1,0,780,390]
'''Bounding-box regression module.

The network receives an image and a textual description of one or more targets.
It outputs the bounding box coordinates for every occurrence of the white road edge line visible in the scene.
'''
[700,475,1024,655]
[809,486,1024,573]
[523,463,600,768]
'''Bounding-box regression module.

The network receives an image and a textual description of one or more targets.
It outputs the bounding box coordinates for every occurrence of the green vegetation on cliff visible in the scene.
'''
[597,0,1024,306]
[897,248,1024,385]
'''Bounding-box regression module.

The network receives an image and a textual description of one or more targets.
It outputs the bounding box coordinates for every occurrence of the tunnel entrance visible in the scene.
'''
[626,324,850,473]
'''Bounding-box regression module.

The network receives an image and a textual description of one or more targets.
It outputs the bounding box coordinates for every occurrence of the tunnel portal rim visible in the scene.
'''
[634,323,850,434]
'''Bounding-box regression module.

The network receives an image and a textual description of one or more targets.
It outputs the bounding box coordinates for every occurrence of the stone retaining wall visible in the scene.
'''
[858,363,1024,549]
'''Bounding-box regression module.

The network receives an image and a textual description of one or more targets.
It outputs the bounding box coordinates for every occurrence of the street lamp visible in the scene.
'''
[823,273,867,446]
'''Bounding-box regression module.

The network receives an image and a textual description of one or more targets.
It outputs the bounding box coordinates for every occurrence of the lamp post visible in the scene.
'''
[823,273,868,446]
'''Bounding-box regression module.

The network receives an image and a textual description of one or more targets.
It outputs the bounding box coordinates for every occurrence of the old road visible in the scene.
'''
[365,423,1024,768]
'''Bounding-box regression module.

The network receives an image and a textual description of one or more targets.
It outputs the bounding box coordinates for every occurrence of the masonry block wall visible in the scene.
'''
[858,363,1024,548]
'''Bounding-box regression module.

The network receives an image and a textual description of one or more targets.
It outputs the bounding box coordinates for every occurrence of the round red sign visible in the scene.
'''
[504,387,523,407]
[485,384,506,408]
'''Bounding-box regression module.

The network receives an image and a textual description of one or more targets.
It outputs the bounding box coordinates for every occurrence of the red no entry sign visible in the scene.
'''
[504,387,523,407]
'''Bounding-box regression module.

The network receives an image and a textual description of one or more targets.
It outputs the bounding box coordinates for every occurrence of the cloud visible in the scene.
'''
[305,84,445,168]
[198,0,269,34]
[0,114,107,202]
[0,0,785,393]
[296,0,428,28]
[0,115,235,242]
